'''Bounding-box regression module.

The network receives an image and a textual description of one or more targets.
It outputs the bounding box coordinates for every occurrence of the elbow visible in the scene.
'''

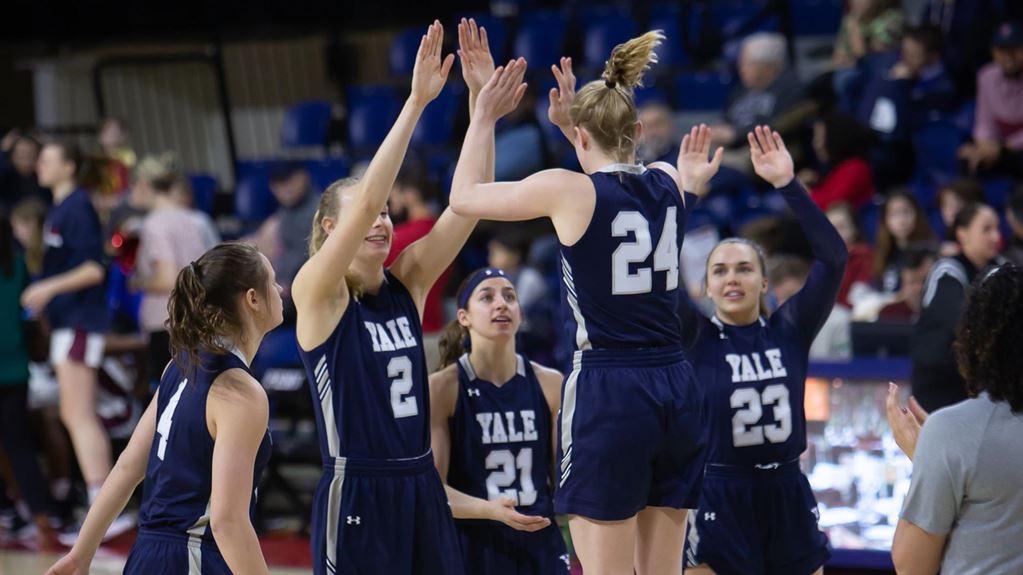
[209,511,251,540]
[448,188,470,216]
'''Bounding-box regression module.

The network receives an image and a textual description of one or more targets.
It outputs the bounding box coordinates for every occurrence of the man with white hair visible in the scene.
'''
[712,33,806,149]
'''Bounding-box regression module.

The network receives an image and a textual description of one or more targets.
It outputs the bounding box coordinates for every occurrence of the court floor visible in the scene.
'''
[0,550,312,574]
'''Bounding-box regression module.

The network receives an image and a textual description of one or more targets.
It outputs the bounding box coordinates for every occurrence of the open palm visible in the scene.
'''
[676,124,723,194]
[410,20,456,106]
[474,58,528,123]
[748,125,795,188]
[457,18,495,93]
[547,57,576,139]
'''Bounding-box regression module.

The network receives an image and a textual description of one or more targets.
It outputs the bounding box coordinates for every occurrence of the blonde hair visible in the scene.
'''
[308,176,365,297]
[570,30,664,163]
[135,152,176,183]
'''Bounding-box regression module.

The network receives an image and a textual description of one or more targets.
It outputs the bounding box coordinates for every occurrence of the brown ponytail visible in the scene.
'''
[166,242,270,374]
[436,319,469,370]
[570,30,664,162]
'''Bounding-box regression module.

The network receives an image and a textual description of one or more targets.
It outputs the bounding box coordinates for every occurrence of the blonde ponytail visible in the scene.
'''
[601,30,663,91]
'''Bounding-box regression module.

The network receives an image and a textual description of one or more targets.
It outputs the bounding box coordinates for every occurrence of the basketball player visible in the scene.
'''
[46,243,283,574]
[449,32,712,574]
[292,20,521,574]
[430,268,569,573]
[680,127,846,575]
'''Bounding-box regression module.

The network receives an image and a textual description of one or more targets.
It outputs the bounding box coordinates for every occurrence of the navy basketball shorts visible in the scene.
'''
[455,519,570,575]
[684,460,831,575]
[555,347,706,520]
[124,529,231,575]
[310,450,464,575]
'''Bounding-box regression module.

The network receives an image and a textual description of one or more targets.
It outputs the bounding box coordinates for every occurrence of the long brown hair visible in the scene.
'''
[10,198,47,276]
[437,273,478,370]
[570,30,663,163]
[308,176,365,297]
[166,242,270,374]
[874,190,934,278]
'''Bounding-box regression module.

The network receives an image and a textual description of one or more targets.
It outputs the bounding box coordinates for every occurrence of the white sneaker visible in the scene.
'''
[58,512,136,546]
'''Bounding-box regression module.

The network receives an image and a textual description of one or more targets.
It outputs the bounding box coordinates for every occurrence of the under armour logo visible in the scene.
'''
[560,554,571,567]
[346,516,361,525]
[754,462,780,470]
[704,512,716,521]
[811,507,820,520]
[467,388,481,397]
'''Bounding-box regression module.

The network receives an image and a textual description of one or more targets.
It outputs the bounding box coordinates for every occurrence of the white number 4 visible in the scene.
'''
[388,356,418,419]
[156,379,188,460]
[730,384,792,447]
[611,207,678,295]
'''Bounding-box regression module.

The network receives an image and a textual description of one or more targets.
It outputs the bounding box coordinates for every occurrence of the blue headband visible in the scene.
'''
[457,267,510,309]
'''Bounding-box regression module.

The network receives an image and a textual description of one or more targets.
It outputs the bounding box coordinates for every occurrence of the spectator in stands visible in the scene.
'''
[1005,188,1023,266]
[914,0,1000,98]
[958,23,1023,177]
[250,162,318,295]
[877,243,936,321]
[935,178,983,254]
[133,164,210,385]
[383,163,448,370]
[913,203,1004,411]
[637,101,679,164]
[799,112,875,211]
[826,202,875,307]
[769,255,852,360]
[711,33,807,154]
[873,190,935,294]
[495,86,548,180]
[888,263,1023,575]
[19,141,129,536]
[97,117,135,171]
[1,131,50,210]
[487,232,547,313]
[833,0,905,69]
[0,209,59,549]
[10,198,48,277]
[168,176,219,251]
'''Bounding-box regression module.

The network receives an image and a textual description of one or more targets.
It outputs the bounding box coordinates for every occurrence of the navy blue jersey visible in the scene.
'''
[41,188,109,331]
[560,165,686,351]
[299,270,430,461]
[138,349,272,545]
[679,182,848,466]
[447,354,554,518]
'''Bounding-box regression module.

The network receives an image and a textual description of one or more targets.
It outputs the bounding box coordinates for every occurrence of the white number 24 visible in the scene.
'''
[611,207,679,295]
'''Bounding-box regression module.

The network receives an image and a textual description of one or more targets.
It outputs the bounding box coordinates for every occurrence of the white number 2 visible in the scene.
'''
[484,448,537,506]
[156,379,188,460]
[388,356,419,419]
[730,384,792,447]
[611,207,678,295]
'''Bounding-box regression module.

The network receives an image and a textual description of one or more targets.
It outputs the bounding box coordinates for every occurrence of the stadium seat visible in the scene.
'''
[389,27,424,77]
[581,14,640,72]
[347,85,400,158]
[281,100,333,148]
[912,120,964,186]
[412,83,464,147]
[304,158,350,192]
[187,173,218,216]
[788,0,843,36]
[674,71,733,112]
[648,5,688,69]
[513,10,568,74]
[234,164,278,229]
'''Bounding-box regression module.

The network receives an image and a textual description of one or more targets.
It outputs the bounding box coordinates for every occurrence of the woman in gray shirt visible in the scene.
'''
[887,263,1023,575]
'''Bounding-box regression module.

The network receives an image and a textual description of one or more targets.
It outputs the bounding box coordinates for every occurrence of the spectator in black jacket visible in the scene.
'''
[912,203,1004,411]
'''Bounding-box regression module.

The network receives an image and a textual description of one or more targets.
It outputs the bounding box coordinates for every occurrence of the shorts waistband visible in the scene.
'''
[322,450,435,476]
[136,527,220,550]
[705,457,801,478]
[574,346,685,369]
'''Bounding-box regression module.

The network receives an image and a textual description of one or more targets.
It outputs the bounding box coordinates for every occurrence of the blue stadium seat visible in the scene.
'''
[983,177,1014,208]
[674,72,734,112]
[412,83,464,147]
[582,14,640,71]
[513,10,568,73]
[252,326,303,378]
[389,28,423,77]
[712,1,779,38]
[347,85,400,158]
[304,158,350,192]
[187,173,217,216]
[457,13,509,63]
[281,100,332,148]
[234,164,278,229]
[859,198,883,242]
[107,262,141,331]
[789,0,843,36]
[912,120,964,186]
[633,86,669,108]
[648,8,688,68]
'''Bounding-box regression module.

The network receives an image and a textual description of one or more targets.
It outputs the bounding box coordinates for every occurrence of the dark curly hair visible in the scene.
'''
[167,242,270,375]
[953,264,1023,413]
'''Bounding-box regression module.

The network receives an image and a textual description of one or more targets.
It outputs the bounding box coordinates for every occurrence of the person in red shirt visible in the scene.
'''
[385,163,449,369]
[826,202,875,307]
[800,112,875,212]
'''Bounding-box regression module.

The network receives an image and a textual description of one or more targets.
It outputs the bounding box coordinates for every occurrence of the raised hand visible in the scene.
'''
[748,125,795,188]
[489,496,552,532]
[548,57,576,138]
[473,58,528,123]
[410,20,456,107]
[677,124,724,194]
[457,18,495,94]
